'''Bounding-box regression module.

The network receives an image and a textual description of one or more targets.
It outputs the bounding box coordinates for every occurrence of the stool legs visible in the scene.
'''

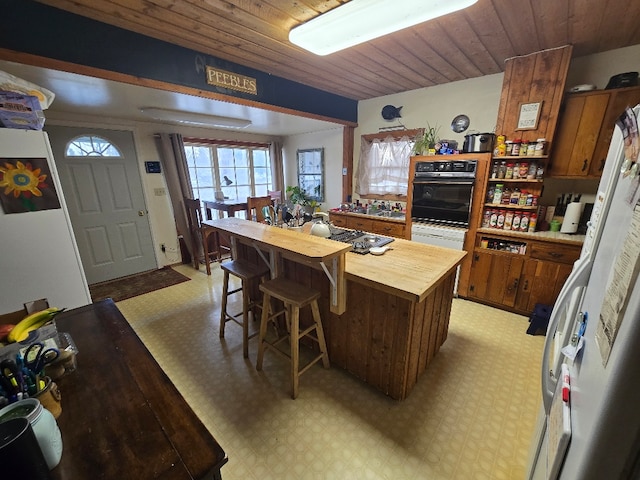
[219,272,259,358]
[256,292,330,399]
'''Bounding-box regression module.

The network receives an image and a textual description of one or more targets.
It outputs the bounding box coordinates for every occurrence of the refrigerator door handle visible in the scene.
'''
[541,258,593,412]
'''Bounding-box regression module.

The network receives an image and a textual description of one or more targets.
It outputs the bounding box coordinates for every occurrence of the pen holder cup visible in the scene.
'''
[34,377,62,419]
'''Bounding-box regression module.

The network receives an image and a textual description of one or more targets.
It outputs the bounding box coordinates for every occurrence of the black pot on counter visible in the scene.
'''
[463,133,495,153]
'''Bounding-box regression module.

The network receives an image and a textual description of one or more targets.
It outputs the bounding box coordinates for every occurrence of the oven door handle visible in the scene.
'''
[412,180,475,185]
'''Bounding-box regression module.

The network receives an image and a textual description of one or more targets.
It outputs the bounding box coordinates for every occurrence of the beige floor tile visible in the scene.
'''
[116,263,545,480]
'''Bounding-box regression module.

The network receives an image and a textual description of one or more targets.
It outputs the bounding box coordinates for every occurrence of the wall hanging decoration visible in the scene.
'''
[0,157,61,213]
[517,102,543,130]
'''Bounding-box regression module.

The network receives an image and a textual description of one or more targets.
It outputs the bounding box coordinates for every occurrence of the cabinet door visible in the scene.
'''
[550,92,610,177]
[468,250,524,307]
[589,86,640,177]
[517,259,573,313]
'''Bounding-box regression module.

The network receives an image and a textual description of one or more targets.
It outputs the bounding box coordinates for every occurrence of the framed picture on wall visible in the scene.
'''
[517,101,543,130]
[297,148,324,202]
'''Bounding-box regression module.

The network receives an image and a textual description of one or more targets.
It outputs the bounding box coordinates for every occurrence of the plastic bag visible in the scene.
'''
[0,70,55,109]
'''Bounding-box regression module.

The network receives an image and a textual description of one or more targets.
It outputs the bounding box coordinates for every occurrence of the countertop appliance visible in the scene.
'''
[462,132,495,153]
[411,222,466,294]
[328,227,394,254]
[411,159,477,227]
[526,105,640,479]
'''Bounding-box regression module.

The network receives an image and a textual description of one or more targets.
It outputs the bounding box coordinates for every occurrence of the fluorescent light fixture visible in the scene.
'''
[139,107,252,129]
[289,0,478,56]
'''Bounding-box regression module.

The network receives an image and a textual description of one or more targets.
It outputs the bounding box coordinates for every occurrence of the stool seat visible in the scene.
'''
[219,259,270,358]
[256,277,329,399]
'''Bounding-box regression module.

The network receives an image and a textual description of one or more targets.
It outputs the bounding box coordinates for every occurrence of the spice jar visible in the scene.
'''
[535,138,546,156]
[512,139,521,156]
[498,161,507,179]
[489,209,498,228]
[493,184,503,204]
[496,210,506,229]
[520,212,530,232]
[519,162,529,178]
[505,140,514,156]
[504,210,514,230]
[528,212,537,232]
[527,161,537,179]
[505,162,514,179]
[512,211,521,231]
[527,141,537,156]
[520,141,529,156]
[482,209,491,228]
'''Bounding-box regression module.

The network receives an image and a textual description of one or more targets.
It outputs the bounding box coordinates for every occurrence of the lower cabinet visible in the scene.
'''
[466,233,580,315]
[328,212,406,238]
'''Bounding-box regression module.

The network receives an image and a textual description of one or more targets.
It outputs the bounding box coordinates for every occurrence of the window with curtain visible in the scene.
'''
[355,130,420,197]
[184,139,272,212]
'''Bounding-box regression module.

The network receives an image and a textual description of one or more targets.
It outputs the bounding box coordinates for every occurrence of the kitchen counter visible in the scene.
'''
[329,209,406,223]
[477,227,585,246]
[205,218,466,400]
[345,236,465,302]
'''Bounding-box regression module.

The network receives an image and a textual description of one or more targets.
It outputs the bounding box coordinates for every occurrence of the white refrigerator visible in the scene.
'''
[0,128,90,313]
[527,105,640,479]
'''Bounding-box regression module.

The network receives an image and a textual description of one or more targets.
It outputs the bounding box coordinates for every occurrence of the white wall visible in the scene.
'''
[282,127,345,210]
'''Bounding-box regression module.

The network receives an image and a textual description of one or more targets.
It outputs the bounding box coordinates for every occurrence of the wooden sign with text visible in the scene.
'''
[206,66,257,95]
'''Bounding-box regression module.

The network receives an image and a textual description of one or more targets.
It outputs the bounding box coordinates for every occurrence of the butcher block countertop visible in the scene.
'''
[345,237,466,303]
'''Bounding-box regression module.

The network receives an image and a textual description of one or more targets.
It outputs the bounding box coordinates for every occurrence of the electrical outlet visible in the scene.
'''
[161,243,166,252]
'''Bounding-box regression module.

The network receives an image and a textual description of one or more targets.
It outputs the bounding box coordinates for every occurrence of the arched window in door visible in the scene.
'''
[65,135,123,157]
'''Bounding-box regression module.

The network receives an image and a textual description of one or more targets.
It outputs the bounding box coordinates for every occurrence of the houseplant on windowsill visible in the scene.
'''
[286,185,320,214]
[413,124,441,156]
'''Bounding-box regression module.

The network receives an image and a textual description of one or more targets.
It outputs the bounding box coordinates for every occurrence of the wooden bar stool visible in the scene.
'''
[256,277,330,399]
[219,259,270,358]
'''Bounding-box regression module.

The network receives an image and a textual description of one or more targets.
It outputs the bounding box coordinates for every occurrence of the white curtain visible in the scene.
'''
[355,135,414,196]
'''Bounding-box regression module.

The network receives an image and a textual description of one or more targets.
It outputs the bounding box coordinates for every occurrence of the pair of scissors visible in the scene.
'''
[24,342,60,374]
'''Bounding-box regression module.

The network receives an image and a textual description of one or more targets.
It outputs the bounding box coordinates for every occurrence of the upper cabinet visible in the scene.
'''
[549,86,640,178]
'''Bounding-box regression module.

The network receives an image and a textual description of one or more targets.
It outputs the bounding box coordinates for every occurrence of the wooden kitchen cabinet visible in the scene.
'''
[549,86,640,178]
[466,232,581,315]
[329,211,407,238]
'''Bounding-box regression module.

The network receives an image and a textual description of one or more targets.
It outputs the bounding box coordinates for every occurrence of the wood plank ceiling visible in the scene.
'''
[35,0,640,101]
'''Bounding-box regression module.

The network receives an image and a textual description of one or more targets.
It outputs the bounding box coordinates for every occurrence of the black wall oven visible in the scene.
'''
[410,160,477,227]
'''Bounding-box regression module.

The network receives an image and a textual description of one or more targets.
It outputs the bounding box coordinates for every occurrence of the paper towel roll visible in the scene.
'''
[560,202,583,233]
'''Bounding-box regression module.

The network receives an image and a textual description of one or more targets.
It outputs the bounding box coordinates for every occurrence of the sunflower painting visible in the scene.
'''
[0,157,61,213]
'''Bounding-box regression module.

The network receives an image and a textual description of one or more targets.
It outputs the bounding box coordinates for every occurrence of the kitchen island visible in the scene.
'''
[204,218,466,400]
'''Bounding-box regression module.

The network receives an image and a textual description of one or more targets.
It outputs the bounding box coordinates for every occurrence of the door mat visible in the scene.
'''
[89,267,191,303]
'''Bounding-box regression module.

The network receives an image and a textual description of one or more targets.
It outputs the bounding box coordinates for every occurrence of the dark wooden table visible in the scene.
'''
[51,300,228,479]
[203,199,248,220]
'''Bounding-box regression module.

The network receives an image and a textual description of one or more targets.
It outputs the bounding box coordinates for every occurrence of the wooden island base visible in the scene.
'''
[239,242,460,401]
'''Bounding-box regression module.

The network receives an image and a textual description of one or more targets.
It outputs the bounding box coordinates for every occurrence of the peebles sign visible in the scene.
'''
[206,66,257,95]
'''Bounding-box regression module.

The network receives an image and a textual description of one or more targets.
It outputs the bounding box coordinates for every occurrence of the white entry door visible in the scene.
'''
[46,126,156,285]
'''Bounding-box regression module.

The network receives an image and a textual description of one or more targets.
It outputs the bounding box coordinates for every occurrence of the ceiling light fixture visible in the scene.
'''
[139,107,252,129]
[289,0,478,56]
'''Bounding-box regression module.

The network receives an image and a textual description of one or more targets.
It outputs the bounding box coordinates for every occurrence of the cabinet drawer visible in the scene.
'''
[329,214,348,227]
[373,221,405,238]
[529,242,580,264]
[349,218,374,232]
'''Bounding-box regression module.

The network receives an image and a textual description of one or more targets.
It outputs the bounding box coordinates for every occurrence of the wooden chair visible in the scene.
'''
[246,196,273,223]
[184,197,220,275]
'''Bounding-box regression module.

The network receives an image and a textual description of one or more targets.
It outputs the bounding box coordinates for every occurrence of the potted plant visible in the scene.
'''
[413,123,441,155]
[286,185,320,214]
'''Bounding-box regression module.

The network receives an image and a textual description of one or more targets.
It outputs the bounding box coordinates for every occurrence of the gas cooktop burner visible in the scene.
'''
[328,227,394,254]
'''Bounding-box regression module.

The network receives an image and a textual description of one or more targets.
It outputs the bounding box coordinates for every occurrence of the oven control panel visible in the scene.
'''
[415,160,477,178]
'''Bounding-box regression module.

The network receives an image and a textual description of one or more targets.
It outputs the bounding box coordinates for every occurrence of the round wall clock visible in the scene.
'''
[451,114,470,133]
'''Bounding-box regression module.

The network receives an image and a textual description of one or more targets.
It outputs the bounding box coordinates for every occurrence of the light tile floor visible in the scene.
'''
[117,263,545,480]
